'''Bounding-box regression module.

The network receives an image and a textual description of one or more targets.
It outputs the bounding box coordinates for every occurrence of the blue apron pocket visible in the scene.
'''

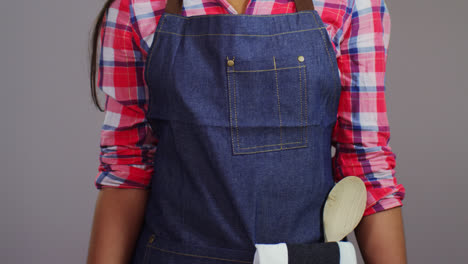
[225,54,320,155]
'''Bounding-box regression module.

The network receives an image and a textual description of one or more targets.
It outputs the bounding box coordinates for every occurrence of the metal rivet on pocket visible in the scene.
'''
[227,59,235,67]
[148,234,155,244]
[298,55,305,62]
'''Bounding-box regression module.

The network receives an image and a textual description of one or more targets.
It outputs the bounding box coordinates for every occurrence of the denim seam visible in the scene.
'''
[145,14,167,88]
[146,245,252,263]
[157,27,326,37]
[143,234,156,264]
[298,60,304,143]
[302,61,309,143]
[164,10,318,19]
[230,65,305,72]
[226,56,237,155]
[312,13,341,105]
[235,145,310,154]
[232,60,241,150]
[273,56,283,149]
[142,245,150,264]
[238,141,306,149]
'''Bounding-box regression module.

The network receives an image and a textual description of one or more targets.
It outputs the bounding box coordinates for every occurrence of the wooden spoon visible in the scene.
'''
[323,176,367,242]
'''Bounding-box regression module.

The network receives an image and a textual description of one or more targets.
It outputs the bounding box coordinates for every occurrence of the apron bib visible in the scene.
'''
[131,0,342,262]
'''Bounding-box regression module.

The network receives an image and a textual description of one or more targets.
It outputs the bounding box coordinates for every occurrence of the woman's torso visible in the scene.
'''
[130,0,346,263]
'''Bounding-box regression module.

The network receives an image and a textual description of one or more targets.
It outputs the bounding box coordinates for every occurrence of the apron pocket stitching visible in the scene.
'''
[226,56,310,155]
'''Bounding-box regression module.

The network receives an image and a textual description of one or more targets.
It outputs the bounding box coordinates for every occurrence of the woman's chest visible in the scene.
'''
[133,0,349,57]
[224,0,250,14]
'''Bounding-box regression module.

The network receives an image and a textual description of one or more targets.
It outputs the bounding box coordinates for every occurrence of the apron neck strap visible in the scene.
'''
[165,0,315,15]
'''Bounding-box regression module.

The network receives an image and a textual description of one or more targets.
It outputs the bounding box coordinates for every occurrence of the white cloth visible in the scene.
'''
[337,241,357,264]
[252,241,357,264]
[253,243,288,264]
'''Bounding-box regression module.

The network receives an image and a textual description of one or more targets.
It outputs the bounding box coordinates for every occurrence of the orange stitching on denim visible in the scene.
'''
[233,144,308,155]
[143,234,156,264]
[231,65,304,72]
[226,56,237,155]
[226,56,309,154]
[237,141,304,149]
[156,27,326,37]
[145,14,167,88]
[233,60,308,151]
[231,59,242,150]
[312,14,340,105]
[298,60,304,143]
[303,63,308,143]
[146,245,252,263]
[273,56,283,150]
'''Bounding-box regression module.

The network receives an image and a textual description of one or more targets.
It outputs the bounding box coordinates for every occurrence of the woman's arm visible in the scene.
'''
[88,0,158,262]
[354,206,407,264]
[87,188,149,264]
[331,0,407,260]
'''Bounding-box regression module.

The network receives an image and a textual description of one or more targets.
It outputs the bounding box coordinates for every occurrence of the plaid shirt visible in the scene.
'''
[95,0,406,216]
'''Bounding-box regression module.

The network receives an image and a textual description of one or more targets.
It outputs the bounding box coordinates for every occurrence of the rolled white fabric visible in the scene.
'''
[253,243,288,264]
[253,241,356,264]
[337,241,357,264]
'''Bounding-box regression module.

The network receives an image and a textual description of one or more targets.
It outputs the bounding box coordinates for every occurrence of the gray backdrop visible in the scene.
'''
[1,0,467,263]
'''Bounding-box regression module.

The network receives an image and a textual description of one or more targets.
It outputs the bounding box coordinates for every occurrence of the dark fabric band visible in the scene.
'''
[287,242,341,264]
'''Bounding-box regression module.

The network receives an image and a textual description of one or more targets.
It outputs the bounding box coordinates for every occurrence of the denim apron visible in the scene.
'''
[130,0,342,262]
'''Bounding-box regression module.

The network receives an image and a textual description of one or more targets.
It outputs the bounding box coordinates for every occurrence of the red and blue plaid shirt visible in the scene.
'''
[95,0,406,216]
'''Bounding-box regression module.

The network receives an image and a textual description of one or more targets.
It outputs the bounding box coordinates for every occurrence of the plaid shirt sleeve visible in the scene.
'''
[94,0,158,190]
[332,0,406,216]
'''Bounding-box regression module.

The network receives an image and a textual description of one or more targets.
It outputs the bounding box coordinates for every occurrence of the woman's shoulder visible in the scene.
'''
[130,0,166,20]
[121,0,167,53]
[315,0,353,26]
[314,0,354,56]
[131,0,166,14]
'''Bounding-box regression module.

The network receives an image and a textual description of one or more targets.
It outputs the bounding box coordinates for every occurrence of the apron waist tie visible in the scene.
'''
[141,225,356,264]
